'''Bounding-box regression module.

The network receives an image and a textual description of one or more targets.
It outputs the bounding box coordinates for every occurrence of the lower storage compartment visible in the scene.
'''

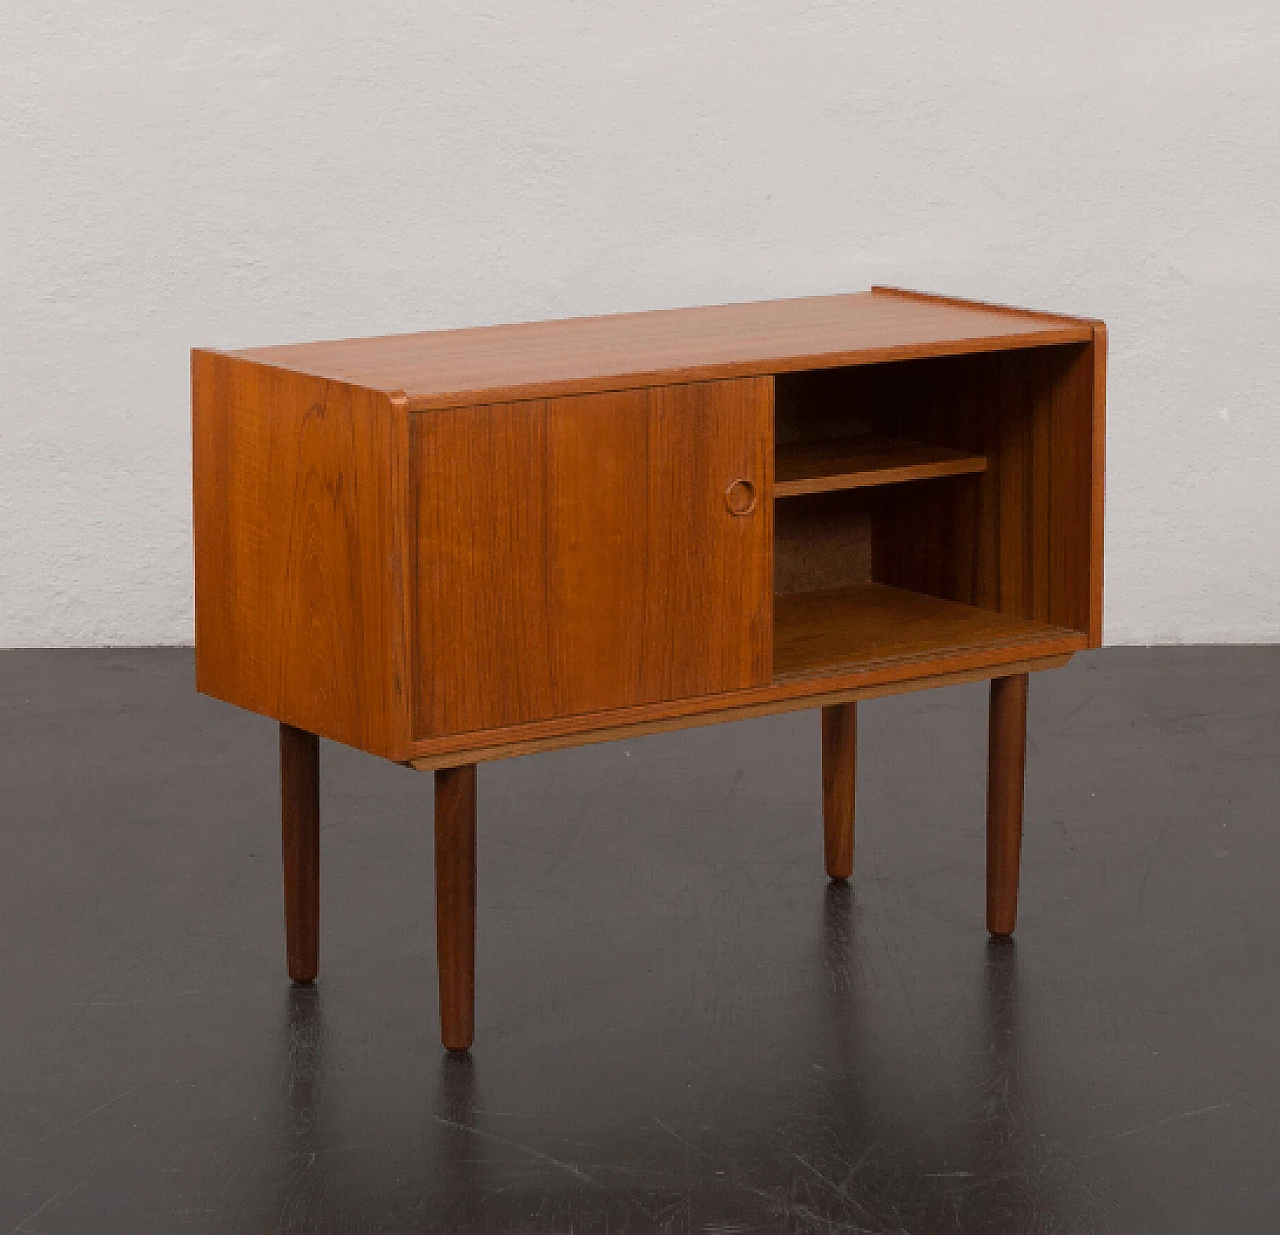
[773,581,1074,680]
[771,477,1083,681]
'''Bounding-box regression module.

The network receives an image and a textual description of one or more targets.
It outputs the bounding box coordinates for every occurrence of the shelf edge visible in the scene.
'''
[775,453,987,497]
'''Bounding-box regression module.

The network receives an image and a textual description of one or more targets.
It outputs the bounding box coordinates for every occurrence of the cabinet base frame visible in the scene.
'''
[407,654,1070,771]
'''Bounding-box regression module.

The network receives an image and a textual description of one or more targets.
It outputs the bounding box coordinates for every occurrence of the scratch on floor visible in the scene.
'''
[745,1186,891,1235]
[433,1116,603,1188]
[6,1121,148,1235]
[57,1084,140,1134]
[650,1114,695,1152]
[791,1152,845,1198]
[1120,1102,1236,1138]
[1135,817,1175,919]
[788,1153,899,1232]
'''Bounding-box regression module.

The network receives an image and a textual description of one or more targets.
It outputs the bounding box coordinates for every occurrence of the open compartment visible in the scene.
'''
[772,344,1096,681]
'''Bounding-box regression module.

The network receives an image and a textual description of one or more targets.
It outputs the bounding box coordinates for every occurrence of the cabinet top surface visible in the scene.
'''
[210,287,1097,410]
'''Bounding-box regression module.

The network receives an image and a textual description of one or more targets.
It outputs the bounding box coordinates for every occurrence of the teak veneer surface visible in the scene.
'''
[224,289,1094,410]
[403,587,1085,769]
[411,379,772,737]
[773,583,1077,680]
[193,288,1103,766]
[405,653,1073,771]
[192,353,410,758]
[775,434,988,497]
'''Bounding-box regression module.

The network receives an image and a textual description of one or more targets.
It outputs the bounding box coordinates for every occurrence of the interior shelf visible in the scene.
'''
[774,434,987,498]
[773,583,1080,680]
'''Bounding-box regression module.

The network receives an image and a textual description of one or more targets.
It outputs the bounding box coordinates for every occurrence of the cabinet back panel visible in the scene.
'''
[775,367,880,445]
[775,491,875,595]
[411,379,773,738]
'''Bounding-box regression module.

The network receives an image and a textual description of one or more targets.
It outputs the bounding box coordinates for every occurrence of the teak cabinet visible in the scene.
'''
[193,287,1106,1050]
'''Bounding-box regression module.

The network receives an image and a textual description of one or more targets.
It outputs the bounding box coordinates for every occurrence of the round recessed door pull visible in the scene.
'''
[725,478,757,516]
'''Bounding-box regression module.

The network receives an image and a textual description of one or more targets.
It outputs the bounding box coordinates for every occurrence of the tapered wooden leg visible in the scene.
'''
[822,702,856,880]
[435,764,477,1052]
[987,674,1028,937]
[280,723,320,983]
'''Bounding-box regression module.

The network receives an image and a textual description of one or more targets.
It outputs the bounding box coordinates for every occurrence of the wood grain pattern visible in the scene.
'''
[773,583,1076,680]
[192,353,410,759]
[1045,343,1096,637]
[435,764,476,1051]
[192,290,1104,774]
[402,614,1083,763]
[869,284,1093,325]
[997,354,1031,620]
[224,290,1094,412]
[412,379,772,738]
[407,654,1072,771]
[280,723,319,983]
[775,434,987,497]
[987,674,1028,937]
[864,344,1097,638]
[821,703,856,880]
[404,600,1083,769]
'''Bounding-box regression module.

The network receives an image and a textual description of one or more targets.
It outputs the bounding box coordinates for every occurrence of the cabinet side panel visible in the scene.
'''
[192,353,408,757]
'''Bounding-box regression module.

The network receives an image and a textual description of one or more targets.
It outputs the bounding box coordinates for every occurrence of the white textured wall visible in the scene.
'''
[2,2,1278,646]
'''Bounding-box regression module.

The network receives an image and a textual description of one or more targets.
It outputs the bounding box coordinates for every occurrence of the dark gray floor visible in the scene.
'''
[1,649,1278,1233]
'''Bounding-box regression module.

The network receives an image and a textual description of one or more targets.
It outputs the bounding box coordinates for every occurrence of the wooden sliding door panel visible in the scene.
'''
[630,379,773,702]
[413,378,772,738]
[542,390,649,717]
[412,399,556,736]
